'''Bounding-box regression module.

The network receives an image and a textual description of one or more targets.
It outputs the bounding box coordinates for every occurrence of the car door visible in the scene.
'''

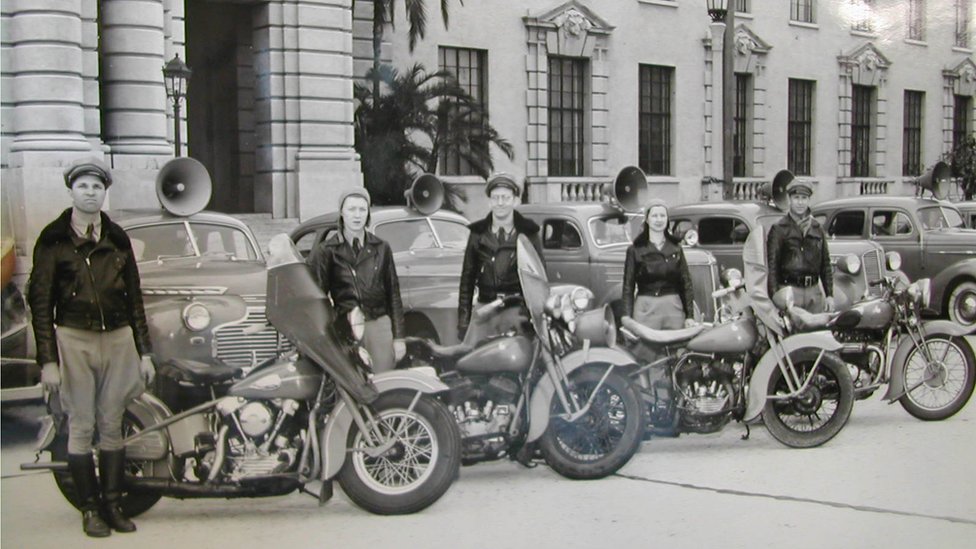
[868,208,922,279]
[536,216,590,289]
[692,215,750,273]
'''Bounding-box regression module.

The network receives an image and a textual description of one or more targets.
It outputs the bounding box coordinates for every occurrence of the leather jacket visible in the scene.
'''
[308,231,404,339]
[621,230,695,319]
[766,212,833,297]
[457,211,542,332]
[27,208,152,366]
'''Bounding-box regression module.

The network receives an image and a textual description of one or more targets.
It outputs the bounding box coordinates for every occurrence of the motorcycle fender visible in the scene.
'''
[320,369,450,481]
[525,346,638,443]
[882,321,976,401]
[124,392,173,461]
[744,331,843,423]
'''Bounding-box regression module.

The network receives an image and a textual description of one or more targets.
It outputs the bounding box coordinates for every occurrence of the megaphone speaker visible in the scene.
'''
[612,166,648,213]
[405,173,444,216]
[916,161,952,200]
[761,169,793,212]
[155,157,213,217]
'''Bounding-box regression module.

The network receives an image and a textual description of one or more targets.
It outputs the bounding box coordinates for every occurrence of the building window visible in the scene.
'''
[903,91,924,176]
[638,64,673,176]
[788,79,815,176]
[956,0,971,48]
[852,0,874,33]
[548,56,587,177]
[733,74,751,177]
[791,0,815,23]
[851,84,874,177]
[438,47,488,176]
[954,94,972,151]
[907,0,925,41]
[734,0,750,13]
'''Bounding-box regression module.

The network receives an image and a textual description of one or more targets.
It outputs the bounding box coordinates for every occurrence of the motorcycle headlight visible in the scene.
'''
[182,302,212,332]
[907,278,932,308]
[570,287,593,312]
[721,268,743,289]
[886,251,902,272]
[683,229,699,247]
[357,346,373,368]
[348,307,366,341]
[838,253,861,275]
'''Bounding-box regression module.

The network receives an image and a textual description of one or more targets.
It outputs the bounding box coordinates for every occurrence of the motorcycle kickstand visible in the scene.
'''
[740,423,750,441]
[299,480,334,505]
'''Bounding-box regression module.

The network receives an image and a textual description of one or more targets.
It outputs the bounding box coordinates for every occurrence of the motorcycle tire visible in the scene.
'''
[51,411,165,518]
[337,390,461,515]
[762,348,854,449]
[899,335,976,421]
[539,367,646,480]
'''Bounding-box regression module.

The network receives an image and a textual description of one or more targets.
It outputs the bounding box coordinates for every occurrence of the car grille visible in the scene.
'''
[214,295,292,368]
[862,249,883,297]
[689,263,719,321]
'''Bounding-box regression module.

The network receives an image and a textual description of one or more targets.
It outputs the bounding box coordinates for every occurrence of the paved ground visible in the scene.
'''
[2,394,974,549]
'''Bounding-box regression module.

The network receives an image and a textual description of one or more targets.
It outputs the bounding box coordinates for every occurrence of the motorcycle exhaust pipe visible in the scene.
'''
[126,476,301,499]
[20,461,68,472]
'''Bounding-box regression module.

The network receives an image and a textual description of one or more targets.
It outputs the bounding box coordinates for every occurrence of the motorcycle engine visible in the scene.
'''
[672,355,738,433]
[444,374,519,461]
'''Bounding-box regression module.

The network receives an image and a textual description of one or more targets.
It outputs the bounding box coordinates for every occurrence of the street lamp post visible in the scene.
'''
[706,0,734,197]
[162,54,192,157]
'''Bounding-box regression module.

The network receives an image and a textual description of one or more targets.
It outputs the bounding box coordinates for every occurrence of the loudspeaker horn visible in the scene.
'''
[404,173,444,216]
[610,166,648,213]
[915,161,952,200]
[155,157,212,217]
[761,169,793,212]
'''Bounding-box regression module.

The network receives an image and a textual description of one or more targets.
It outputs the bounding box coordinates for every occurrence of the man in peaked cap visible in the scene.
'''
[457,173,543,343]
[29,157,154,537]
[766,175,835,313]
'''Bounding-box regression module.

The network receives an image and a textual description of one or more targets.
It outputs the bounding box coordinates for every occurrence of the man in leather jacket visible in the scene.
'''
[766,178,834,313]
[28,158,154,537]
[308,187,404,372]
[457,174,543,342]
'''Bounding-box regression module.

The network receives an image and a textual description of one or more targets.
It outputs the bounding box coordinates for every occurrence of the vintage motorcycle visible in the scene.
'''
[403,234,646,479]
[618,229,855,448]
[789,267,976,421]
[23,234,461,516]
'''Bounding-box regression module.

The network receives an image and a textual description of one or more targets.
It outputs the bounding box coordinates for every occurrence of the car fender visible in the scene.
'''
[929,258,976,316]
[525,346,639,442]
[321,368,450,480]
[744,331,843,422]
[882,320,976,401]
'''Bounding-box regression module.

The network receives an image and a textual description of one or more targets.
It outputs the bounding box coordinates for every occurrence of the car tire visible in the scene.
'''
[947,280,976,329]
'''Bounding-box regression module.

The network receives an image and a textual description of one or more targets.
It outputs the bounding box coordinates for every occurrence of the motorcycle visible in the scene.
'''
[618,228,855,448]
[23,234,461,516]
[788,270,976,421]
[403,234,646,480]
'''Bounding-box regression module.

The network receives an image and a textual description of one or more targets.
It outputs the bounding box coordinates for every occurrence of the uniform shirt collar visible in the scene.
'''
[70,209,102,242]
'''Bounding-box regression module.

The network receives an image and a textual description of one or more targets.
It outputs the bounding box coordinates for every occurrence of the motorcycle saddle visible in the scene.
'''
[621,317,705,345]
[163,358,242,385]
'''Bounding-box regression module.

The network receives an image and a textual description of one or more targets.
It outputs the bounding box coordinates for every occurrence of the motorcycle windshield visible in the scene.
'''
[516,235,550,337]
[264,234,378,403]
[741,225,783,337]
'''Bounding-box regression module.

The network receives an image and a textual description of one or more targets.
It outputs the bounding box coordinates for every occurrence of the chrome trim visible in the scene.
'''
[143,286,228,296]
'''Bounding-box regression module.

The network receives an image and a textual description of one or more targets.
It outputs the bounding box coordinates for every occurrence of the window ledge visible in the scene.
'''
[850,30,879,39]
[788,21,819,30]
[904,38,928,47]
[735,12,754,20]
[637,0,678,9]
[952,46,974,54]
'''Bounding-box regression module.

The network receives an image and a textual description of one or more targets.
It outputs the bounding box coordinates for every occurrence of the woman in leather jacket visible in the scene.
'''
[307,187,404,372]
[621,198,697,330]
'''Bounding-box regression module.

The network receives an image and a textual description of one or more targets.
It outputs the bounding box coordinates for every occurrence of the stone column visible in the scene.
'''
[708,21,726,182]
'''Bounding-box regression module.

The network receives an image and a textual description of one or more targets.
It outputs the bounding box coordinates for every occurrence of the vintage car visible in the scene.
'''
[291,207,472,345]
[957,201,976,229]
[668,201,893,312]
[517,203,720,322]
[811,196,976,326]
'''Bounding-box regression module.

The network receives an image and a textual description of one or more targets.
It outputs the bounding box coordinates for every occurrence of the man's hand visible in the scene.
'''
[139,355,156,386]
[393,338,406,362]
[824,296,836,313]
[40,362,60,393]
[684,318,700,329]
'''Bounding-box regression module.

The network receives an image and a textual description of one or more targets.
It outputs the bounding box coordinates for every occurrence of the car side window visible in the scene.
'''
[827,210,865,238]
[871,210,913,237]
[293,230,321,258]
[697,217,746,245]
[670,219,694,239]
[542,219,582,250]
[430,219,469,249]
[374,220,436,253]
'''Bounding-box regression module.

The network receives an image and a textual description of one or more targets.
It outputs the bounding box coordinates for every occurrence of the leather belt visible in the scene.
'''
[781,274,818,288]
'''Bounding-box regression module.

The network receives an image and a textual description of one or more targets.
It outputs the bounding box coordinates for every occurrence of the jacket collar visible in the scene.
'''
[324,230,383,264]
[38,208,130,250]
[632,227,681,252]
[468,210,539,236]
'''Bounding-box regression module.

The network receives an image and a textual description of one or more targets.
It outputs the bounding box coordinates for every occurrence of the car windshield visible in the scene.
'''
[917,206,964,230]
[588,213,643,247]
[127,222,259,262]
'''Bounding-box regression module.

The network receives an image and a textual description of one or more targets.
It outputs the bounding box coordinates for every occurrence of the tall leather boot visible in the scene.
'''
[67,453,111,538]
[98,449,136,533]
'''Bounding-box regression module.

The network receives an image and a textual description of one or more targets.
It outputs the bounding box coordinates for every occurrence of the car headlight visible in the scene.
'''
[182,302,212,332]
[570,287,594,311]
[838,253,861,275]
[907,278,932,308]
[682,229,699,247]
[886,251,902,272]
[721,267,743,289]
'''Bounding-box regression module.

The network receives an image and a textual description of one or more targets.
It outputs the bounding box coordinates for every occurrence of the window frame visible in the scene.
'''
[953,94,971,152]
[790,0,816,24]
[733,73,752,178]
[788,79,815,176]
[548,55,588,177]
[851,84,874,178]
[638,64,674,176]
[903,90,924,177]
[438,46,489,177]
[907,0,925,41]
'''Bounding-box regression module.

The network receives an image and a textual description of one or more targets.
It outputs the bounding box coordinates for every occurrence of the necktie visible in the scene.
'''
[85,224,95,242]
[352,238,361,256]
[497,228,505,242]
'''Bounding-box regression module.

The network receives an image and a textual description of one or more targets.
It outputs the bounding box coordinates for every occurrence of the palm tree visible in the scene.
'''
[354,63,514,208]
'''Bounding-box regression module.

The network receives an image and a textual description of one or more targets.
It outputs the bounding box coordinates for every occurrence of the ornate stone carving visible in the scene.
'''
[735,32,758,56]
[554,8,592,37]
[961,64,976,83]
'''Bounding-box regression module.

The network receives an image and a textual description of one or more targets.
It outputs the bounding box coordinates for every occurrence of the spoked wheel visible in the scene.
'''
[763,348,854,448]
[337,391,461,515]
[52,410,167,518]
[539,367,645,480]
[899,335,976,421]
